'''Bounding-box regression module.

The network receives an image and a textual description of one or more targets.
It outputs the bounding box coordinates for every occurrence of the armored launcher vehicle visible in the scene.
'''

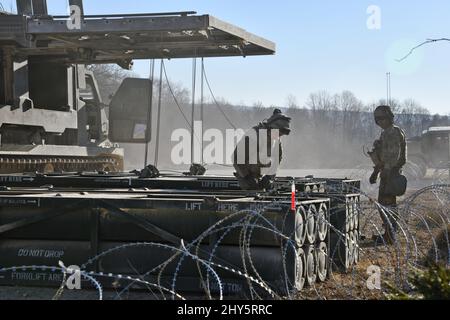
[0,2,123,173]
[0,0,275,174]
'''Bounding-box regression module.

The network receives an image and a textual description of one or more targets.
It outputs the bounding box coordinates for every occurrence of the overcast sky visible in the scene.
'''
[7,0,449,114]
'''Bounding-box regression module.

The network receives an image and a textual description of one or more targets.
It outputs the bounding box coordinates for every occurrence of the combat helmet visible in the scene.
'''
[374,105,394,125]
[265,109,292,135]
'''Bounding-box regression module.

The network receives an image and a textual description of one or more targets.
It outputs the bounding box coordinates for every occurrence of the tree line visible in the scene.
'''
[90,64,449,169]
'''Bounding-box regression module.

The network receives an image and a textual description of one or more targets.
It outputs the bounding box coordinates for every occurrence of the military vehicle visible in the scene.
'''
[0,1,126,173]
[407,127,450,178]
[0,0,274,174]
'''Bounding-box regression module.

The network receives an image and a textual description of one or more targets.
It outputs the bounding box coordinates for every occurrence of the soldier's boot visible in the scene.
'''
[372,220,398,245]
[372,232,395,245]
[382,228,397,245]
[376,196,399,245]
[385,205,399,244]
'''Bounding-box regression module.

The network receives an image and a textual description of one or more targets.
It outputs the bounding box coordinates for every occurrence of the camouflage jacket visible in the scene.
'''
[378,125,407,170]
[233,128,283,172]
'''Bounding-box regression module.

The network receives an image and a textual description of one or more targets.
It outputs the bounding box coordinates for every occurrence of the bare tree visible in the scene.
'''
[252,101,265,109]
[397,38,450,62]
[399,99,429,137]
[336,91,363,142]
[286,94,300,110]
[306,91,337,132]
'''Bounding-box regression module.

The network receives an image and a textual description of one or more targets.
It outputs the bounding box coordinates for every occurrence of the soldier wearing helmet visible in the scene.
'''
[233,109,291,190]
[368,105,407,244]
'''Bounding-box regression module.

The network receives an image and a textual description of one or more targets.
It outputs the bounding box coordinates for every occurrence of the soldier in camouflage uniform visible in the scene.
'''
[369,105,407,244]
[233,109,291,190]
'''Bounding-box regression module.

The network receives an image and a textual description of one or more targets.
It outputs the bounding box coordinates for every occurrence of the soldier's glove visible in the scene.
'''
[368,148,383,168]
[139,165,160,179]
[369,169,379,185]
[259,175,275,190]
[373,139,382,150]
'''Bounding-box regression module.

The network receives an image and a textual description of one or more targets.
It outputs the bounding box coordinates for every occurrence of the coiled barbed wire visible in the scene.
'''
[1,171,449,300]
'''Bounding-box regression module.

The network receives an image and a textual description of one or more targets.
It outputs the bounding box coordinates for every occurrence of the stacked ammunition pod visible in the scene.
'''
[256,180,331,289]
[296,199,330,287]
[0,174,359,294]
[322,179,361,194]
[309,179,361,273]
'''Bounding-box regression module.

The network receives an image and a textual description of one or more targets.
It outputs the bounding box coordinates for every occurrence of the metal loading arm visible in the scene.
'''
[1,12,275,66]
